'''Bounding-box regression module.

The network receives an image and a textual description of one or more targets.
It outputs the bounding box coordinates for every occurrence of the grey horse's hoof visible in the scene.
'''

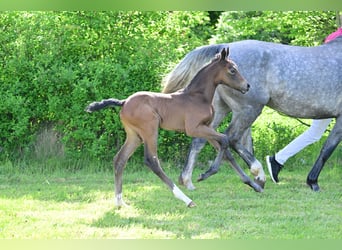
[179,176,196,190]
[254,177,265,190]
[307,180,320,192]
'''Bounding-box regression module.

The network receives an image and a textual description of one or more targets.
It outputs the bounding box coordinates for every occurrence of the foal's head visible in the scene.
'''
[213,47,249,94]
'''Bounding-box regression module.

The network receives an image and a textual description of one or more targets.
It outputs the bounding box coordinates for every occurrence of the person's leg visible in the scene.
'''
[275,119,332,164]
[267,118,332,183]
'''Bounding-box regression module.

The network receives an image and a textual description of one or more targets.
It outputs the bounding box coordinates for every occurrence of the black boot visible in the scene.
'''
[266,155,283,183]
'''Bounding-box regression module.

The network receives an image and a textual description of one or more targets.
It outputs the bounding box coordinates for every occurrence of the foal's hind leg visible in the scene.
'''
[114,128,142,207]
[144,147,195,207]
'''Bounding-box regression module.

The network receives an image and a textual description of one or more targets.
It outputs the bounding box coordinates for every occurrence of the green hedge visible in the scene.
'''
[0,11,212,163]
[211,11,336,45]
[0,11,338,169]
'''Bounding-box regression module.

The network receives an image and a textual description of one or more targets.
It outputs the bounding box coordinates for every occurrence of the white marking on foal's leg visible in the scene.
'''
[250,160,266,183]
[172,185,194,207]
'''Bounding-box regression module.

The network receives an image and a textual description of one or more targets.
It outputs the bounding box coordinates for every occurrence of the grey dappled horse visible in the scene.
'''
[162,38,342,192]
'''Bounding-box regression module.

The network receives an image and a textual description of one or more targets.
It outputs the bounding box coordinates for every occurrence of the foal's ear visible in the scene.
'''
[220,47,229,60]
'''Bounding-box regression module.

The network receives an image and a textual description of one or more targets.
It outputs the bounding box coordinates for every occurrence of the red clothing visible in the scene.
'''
[324,27,342,43]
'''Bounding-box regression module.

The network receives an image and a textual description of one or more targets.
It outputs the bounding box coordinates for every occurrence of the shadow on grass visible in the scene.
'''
[0,168,197,206]
[92,209,146,228]
[0,171,114,203]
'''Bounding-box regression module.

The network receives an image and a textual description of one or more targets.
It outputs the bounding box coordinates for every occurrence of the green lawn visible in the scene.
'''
[1,108,341,239]
[0,161,341,239]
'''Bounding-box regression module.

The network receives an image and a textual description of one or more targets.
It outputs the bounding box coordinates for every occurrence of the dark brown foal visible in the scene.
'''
[86,47,249,208]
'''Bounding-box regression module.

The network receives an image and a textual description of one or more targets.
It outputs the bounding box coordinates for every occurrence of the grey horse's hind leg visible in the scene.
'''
[307,117,342,191]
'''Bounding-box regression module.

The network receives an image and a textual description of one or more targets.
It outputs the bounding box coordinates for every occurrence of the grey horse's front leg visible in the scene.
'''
[228,108,266,189]
[180,95,230,190]
[179,137,207,190]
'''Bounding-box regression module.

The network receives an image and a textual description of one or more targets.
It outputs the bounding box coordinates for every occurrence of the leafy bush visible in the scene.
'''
[0,11,338,171]
[0,11,212,165]
[211,11,337,45]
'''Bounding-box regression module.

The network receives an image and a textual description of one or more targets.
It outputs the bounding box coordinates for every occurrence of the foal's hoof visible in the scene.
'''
[187,201,196,208]
[197,174,205,182]
[307,180,320,192]
[197,169,218,182]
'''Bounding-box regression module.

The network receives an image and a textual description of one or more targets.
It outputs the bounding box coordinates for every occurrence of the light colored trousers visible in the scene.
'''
[275,118,332,165]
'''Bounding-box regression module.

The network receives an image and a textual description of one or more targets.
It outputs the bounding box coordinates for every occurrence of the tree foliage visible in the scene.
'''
[0,11,338,166]
[0,11,211,162]
[211,11,337,45]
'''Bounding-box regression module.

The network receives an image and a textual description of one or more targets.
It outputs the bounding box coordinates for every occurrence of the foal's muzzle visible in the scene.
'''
[240,82,250,94]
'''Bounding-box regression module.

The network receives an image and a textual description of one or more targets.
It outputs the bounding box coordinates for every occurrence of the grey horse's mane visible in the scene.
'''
[162,44,228,93]
[161,38,342,94]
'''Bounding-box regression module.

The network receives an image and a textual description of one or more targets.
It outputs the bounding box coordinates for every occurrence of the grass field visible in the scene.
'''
[0,161,341,239]
[1,109,341,239]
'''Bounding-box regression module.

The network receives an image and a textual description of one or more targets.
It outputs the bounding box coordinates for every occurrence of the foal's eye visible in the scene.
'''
[228,67,236,75]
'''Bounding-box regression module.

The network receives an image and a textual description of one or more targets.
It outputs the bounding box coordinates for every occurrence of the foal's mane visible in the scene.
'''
[182,52,223,93]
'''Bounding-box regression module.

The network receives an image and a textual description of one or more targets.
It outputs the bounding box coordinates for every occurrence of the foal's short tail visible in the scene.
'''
[85,98,125,113]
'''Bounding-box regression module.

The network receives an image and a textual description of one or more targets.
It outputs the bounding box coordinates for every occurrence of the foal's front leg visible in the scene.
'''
[223,148,264,192]
[197,140,263,193]
[197,137,227,181]
[144,151,195,207]
[190,118,263,192]
[185,123,228,181]
[180,101,230,190]
[143,130,195,207]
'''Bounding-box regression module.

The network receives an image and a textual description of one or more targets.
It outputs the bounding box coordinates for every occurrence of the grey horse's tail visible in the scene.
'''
[161,44,228,93]
[85,98,125,113]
